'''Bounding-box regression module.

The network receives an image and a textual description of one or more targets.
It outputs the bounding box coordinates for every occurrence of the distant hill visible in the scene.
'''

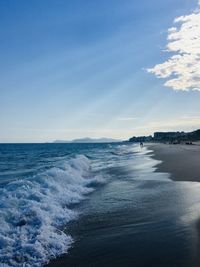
[53,137,122,143]
[153,129,200,142]
[128,129,200,143]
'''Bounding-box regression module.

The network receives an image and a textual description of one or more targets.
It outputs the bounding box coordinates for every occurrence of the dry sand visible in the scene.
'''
[148,143,200,182]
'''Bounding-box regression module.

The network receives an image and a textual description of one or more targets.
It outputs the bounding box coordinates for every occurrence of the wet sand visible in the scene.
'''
[45,144,200,267]
[148,143,200,182]
[148,142,200,267]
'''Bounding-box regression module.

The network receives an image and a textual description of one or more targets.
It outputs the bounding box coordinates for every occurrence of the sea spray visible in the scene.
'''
[0,155,103,267]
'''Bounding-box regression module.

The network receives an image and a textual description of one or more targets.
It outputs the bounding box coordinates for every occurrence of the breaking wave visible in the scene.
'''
[0,155,104,267]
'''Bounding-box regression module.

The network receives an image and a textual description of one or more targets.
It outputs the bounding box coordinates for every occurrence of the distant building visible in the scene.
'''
[129,135,153,143]
[128,129,200,143]
[153,131,186,141]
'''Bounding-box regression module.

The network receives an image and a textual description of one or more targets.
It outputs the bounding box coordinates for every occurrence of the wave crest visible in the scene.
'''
[0,155,102,267]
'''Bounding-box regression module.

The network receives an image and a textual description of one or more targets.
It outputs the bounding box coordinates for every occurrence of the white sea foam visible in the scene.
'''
[0,155,103,267]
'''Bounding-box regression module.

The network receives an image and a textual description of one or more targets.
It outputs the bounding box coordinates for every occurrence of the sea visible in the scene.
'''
[1,143,200,267]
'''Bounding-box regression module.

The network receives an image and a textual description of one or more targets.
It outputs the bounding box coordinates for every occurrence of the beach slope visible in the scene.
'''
[148,143,200,182]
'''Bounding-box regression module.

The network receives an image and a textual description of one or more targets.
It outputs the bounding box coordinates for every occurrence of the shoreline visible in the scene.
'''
[147,142,200,182]
[45,143,200,267]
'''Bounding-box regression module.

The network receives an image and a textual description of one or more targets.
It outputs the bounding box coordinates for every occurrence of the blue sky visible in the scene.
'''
[0,0,200,142]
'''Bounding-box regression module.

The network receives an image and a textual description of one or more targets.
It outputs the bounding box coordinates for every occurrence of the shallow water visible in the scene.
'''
[1,143,200,266]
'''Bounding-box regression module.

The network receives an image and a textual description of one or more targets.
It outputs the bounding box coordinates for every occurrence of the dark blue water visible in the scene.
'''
[0,143,115,184]
[0,143,200,267]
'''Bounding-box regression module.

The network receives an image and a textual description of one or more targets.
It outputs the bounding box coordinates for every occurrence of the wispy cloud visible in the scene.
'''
[147,1,200,91]
[148,116,200,129]
[117,117,138,121]
[129,116,200,137]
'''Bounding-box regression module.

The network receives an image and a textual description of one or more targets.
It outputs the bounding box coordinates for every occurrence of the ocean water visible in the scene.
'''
[1,143,200,267]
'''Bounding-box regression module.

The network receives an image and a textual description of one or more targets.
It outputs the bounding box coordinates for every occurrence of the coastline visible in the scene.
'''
[147,142,200,182]
[45,143,200,267]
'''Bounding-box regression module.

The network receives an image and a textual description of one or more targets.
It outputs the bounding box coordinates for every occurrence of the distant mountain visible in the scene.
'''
[53,137,122,143]
[53,140,70,143]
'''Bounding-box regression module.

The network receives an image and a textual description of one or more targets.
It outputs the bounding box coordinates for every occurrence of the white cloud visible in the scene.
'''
[147,2,200,91]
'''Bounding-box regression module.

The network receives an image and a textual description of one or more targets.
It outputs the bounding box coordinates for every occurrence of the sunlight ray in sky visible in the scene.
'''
[0,0,200,142]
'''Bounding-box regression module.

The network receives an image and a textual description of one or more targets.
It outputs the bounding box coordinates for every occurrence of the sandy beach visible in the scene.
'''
[148,143,200,182]
[45,143,200,267]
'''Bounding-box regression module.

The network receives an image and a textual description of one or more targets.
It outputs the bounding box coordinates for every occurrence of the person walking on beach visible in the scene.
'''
[140,142,143,148]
